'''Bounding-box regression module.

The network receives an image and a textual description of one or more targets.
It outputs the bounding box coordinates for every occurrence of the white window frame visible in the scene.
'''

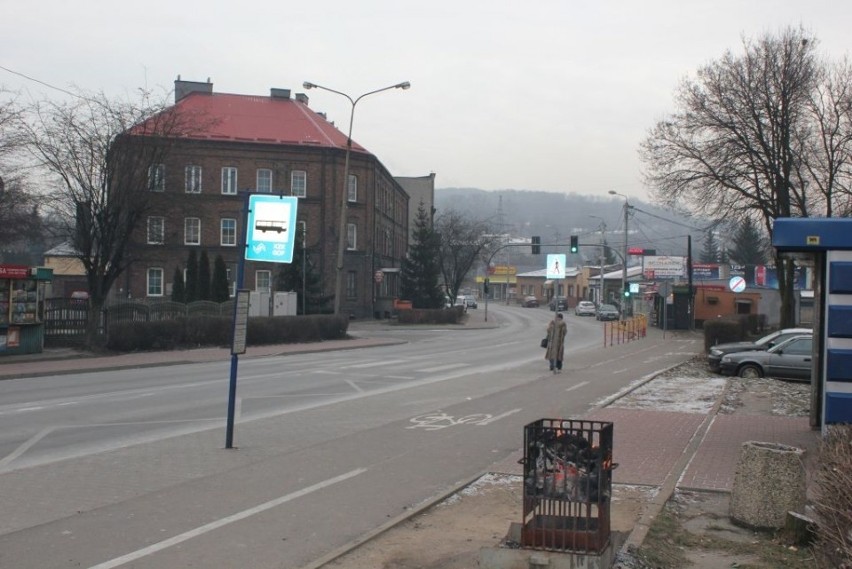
[147,267,164,297]
[147,216,164,245]
[256,270,272,293]
[148,164,165,192]
[256,169,272,193]
[185,165,202,193]
[347,222,357,250]
[221,218,237,246]
[347,174,357,202]
[221,167,238,195]
[291,170,306,198]
[184,217,201,245]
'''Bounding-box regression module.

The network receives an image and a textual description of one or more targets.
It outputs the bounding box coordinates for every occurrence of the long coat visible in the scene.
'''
[545,318,567,361]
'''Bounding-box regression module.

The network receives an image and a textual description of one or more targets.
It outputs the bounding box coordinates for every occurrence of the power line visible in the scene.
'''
[0,64,83,99]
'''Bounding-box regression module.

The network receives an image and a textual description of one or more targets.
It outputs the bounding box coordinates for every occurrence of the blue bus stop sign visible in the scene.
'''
[245,195,299,263]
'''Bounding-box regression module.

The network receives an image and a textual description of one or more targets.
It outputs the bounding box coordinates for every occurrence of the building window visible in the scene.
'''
[256,270,271,292]
[148,164,165,192]
[184,217,201,245]
[221,167,238,195]
[147,216,164,244]
[347,174,357,202]
[291,170,306,198]
[147,268,164,297]
[221,218,237,246]
[347,223,357,250]
[346,271,357,299]
[226,268,235,297]
[257,169,272,193]
[297,220,307,245]
[185,165,202,193]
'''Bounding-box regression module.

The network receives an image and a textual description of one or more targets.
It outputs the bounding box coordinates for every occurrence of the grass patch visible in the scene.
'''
[637,501,815,569]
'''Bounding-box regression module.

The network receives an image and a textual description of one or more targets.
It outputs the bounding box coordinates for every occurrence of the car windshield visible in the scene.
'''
[754,331,783,347]
[600,304,616,311]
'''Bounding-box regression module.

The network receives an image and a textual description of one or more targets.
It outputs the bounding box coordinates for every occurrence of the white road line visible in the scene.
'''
[385,375,415,380]
[415,363,470,373]
[87,468,368,569]
[475,408,522,425]
[565,381,590,392]
[345,359,408,369]
[0,428,54,469]
[16,406,45,413]
[345,379,365,393]
[611,368,630,375]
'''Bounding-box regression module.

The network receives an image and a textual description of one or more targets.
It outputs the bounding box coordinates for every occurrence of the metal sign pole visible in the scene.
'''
[225,192,251,449]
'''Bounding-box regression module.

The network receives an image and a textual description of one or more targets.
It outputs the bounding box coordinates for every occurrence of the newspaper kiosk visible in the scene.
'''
[0,265,54,356]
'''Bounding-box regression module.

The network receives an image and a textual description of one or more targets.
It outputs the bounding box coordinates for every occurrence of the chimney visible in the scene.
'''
[175,76,213,102]
[270,88,291,99]
[295,93,309,105]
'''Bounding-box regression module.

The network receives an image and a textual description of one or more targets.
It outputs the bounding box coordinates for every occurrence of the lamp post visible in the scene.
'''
[589,215,606,304]
[302,80,411,315]
[608,190,630,317]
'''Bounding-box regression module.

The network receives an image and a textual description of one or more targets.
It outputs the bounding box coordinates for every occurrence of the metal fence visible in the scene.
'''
[43,298,234,342]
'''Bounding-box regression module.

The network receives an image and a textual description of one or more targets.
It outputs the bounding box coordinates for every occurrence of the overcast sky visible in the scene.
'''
[3,1,851,201]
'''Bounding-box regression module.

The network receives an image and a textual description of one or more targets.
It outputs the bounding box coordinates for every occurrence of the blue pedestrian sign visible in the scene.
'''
[245,195,299,263]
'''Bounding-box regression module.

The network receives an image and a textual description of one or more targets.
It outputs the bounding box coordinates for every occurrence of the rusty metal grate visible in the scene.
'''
[520,418,614,553]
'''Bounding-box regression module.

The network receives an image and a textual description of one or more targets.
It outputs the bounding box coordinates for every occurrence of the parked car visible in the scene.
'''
[718,335,813,381]
[595,304,619,321]
[522,295,539,308]
[707,327,812,372]
[549,296,568,311]
[575,300,596,316]
[464,295,478,309]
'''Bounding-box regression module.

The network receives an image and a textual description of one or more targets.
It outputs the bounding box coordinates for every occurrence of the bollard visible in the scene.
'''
[729,441,806,529]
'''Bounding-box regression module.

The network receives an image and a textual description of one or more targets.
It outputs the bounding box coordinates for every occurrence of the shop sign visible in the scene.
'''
[0,265,30,279]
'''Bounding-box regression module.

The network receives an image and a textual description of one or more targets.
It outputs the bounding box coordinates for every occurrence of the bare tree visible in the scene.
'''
[19,90,202,345]
[0,90,42,246]
[435,209,498,301]
[640,27,851,327]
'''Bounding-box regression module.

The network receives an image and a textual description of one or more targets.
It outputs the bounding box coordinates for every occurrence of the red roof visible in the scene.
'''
[139,92,367,153]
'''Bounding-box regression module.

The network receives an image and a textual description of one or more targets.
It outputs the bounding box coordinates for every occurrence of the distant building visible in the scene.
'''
[121,78,410,317]
[395,173,436,242]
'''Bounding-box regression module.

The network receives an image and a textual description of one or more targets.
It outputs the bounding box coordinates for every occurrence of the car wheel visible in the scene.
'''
[738,364,763,379]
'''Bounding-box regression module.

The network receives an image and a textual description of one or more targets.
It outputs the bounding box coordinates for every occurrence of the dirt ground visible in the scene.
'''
[321,361,814,569]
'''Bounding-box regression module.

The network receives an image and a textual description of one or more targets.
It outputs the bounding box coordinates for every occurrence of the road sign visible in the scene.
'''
[546,254,566,279]
[231,289,250,355]
[729,276,747,293]
[245,195,299,263]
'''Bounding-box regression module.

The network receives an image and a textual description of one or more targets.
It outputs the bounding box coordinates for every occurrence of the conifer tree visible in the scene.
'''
[185,250,199,302]
[275,226,330,314]
[727,218,768,266]
[171,267,185,303]
[700,231,720,263]
[400,202,445,309]
[211,255,230,302]
[198,250,211,301]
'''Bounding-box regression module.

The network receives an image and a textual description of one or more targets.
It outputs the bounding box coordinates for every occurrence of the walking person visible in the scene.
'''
[545,312,567,373]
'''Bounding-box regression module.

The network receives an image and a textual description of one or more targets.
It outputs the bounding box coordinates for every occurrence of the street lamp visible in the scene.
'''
[302,80,411,315]
[589,215,606,304]
[608,190,630,317]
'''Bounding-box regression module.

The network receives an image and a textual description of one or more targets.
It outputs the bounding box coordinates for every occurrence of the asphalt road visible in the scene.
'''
[0,305,701,568]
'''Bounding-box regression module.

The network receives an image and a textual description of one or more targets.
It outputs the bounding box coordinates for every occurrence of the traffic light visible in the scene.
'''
[623,282,632,298]
[483,278,489,294]
[570,235,579,254]
[531,235,541,255]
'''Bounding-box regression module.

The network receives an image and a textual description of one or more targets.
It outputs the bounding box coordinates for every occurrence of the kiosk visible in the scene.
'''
[0,264,54,356]
[773,218,852,427]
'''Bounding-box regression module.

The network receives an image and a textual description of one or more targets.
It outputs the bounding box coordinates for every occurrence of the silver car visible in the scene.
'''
[718,335,813,381]
[707,327,812,372]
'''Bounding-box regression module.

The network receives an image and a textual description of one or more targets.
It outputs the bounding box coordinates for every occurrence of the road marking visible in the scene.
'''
[16,406,45,413]
[475,408,521,425]
[0,428,54,469]
[385,375,415,380]
[415,363,469,373]
[87,468,368,569]
[345,359,408,369]
[345,379,364,393]
[565,381,590,392]
[611,368,630,375]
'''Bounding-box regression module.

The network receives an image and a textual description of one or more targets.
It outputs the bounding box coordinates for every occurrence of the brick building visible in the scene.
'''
[122,79,410,318]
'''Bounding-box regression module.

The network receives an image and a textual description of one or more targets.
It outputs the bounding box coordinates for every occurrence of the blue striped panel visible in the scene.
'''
[829,262,852,294]
[825,392,852,424]
[827,306,852,338]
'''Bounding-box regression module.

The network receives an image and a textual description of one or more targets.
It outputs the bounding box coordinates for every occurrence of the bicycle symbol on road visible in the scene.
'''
[407,412,493,431]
